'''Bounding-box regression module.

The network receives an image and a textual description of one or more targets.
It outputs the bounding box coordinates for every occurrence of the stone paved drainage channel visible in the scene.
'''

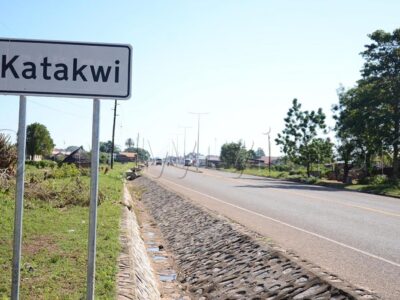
[134,189,191,299]
[131,177,379,300]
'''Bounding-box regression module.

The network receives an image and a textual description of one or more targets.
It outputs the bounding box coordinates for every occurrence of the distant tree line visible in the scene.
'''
[100,138,150,161]
[275,28,400,181]
[333,29,400,180]
[220,141,262,170]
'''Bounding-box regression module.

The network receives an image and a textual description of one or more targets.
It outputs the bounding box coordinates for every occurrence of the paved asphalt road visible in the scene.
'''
[145,166,400,299]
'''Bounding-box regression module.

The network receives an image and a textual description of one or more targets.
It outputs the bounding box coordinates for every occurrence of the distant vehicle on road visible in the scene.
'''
[184,159,193,166]
[155,158,162,165]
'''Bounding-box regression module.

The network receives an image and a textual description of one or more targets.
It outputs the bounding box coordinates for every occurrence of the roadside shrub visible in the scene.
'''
[370,175,389,185]
[302,176,318,184]
[275,172,285,178]
[288,169,306,176]
[99,152,108,164]
[0,133,17,172]
[358,176,371,185]
[24,176,105,207]
[274,164,292,172]
[3,164,107,207]
[79,167,91,176]
[387,178,400,186]
[0,170,14,193]
[26,160,57,169]
[52,164,80,178]
[41,160,57,169]
[287,174,303,181]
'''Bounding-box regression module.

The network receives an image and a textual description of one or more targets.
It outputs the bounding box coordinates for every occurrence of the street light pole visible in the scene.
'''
[189,112,208,172]
[110,100,117,169]
[179,126,191,165]
[262,128,271,175]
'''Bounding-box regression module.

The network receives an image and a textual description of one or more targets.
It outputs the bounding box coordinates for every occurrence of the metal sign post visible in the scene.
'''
[86,99,100,300]
[11,95,27,300]
[2,38,132,299]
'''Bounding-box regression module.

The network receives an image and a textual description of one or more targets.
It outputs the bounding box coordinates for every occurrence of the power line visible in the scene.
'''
[110,100,118,169]
[29,99,87,119]
[56,98,90,109]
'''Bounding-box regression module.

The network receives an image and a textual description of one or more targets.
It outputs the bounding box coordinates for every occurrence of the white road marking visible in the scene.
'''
[159,176,400,269]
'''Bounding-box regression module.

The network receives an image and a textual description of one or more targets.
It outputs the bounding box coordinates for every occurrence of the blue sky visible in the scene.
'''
[1,1,399,157]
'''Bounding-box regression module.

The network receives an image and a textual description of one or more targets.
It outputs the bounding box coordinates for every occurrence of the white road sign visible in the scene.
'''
[0,38,132,99]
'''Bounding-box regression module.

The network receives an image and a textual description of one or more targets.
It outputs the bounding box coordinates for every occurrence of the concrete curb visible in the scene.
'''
[116,184,160,300]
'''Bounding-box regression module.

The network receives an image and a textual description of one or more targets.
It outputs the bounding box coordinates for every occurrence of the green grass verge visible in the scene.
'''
[223,167,290,179]
[345,183,400,197]
[223,167,400,198]
[0,163,133,299]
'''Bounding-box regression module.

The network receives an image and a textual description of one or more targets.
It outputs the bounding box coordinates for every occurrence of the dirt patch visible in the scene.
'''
[23,235,58,256]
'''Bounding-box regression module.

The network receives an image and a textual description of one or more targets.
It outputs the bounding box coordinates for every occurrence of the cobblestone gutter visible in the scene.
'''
[134,176,378,300]
[117,185,160,300]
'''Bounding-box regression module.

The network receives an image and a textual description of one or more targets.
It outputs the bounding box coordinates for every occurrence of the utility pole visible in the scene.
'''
[172,139,179,164]
[136,133,139,167]
[179,126,191,165]
[176,135,179,164]
[263,128,271,175]
[142,137,145,160]
[147,140,154,160]
[110,100,117,169]
[207,145,210,168]
[189,112,208,171]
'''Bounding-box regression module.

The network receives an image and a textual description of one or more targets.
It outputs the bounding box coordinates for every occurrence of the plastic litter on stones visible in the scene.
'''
[159,273,177,282]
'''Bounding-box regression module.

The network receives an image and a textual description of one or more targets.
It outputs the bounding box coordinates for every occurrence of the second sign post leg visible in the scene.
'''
[86,98,101,300]
[11,95,27,300]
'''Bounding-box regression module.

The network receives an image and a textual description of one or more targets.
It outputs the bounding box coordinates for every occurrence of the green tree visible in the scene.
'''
[247,149,257,160]
[307,138,334,172]
[220,141,247,170]
[125,138,134,148]
[275,99,326,177]
[124,146,150,161]
[137,148,150,161]
[255,147,265,158]
[336,140,356,183]
[100,141,120,153]
[99,152,108,164]
[26,123,54,159]
[360,28,400,178]
[333,84,382,177]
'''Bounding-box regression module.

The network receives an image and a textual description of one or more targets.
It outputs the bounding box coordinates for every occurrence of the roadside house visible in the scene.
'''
[206,155,221,168]
[115,152,136,163]
[62,146,90,167]
[249,156,281,167]
[50,148,71,162]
